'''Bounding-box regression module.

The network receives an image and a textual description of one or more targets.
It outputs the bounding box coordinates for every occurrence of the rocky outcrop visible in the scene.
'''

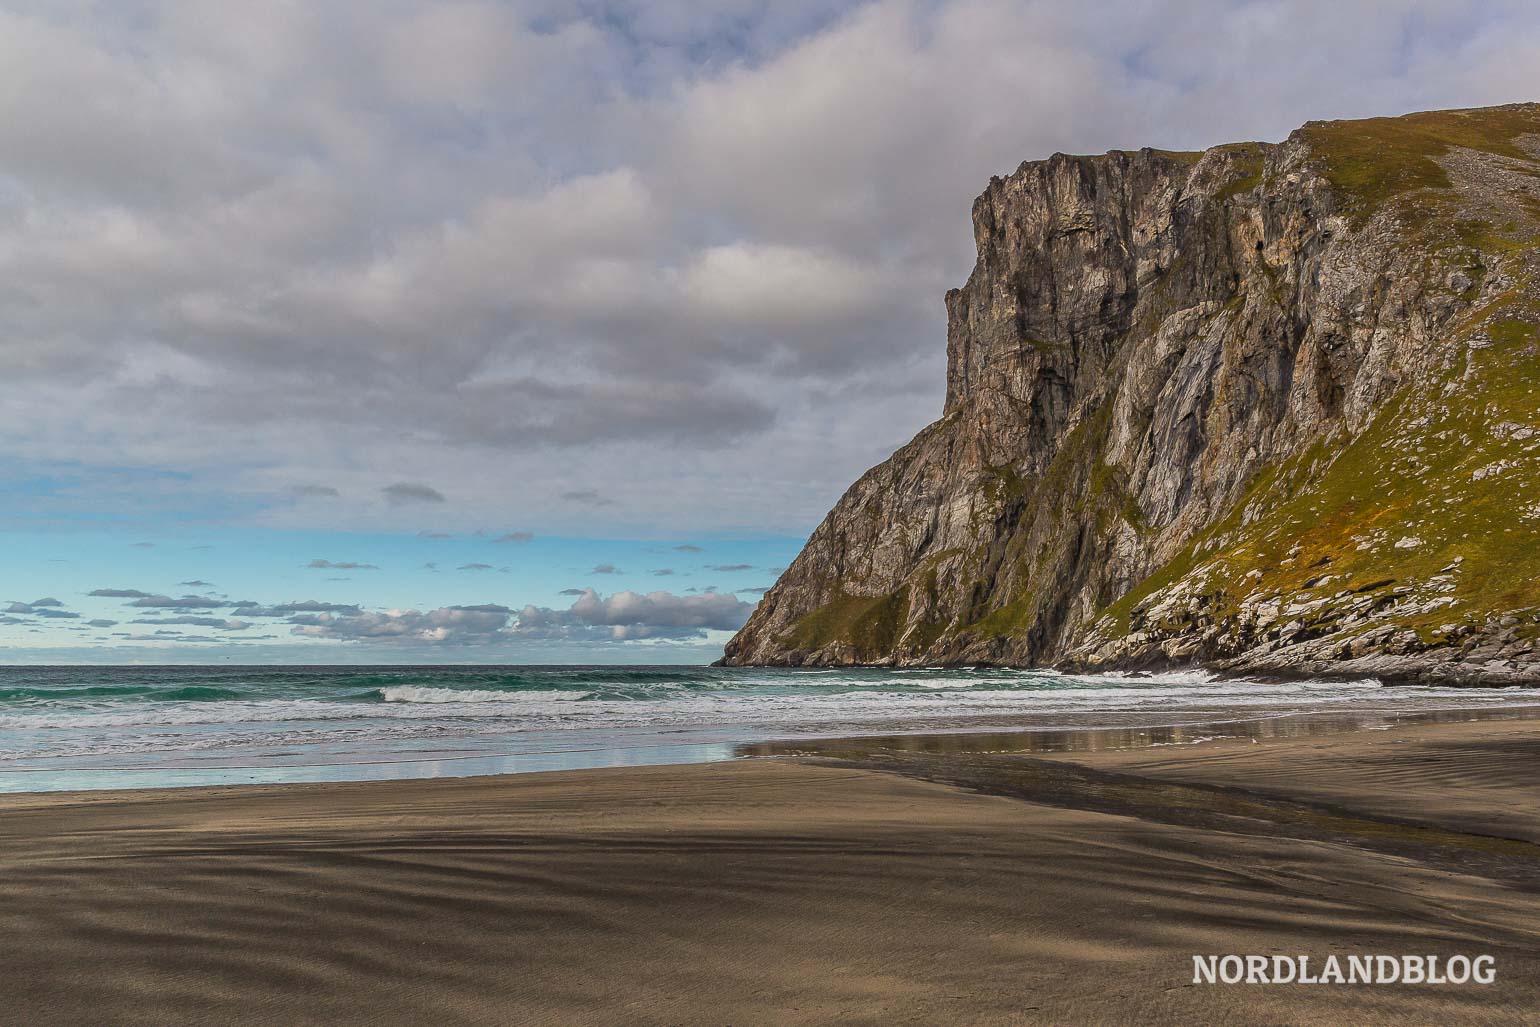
[720,104,1540,685]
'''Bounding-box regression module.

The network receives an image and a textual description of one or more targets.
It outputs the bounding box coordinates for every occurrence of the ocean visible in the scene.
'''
[4,664,1540,792]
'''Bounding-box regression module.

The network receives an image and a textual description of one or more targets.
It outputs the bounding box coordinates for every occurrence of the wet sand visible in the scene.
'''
[4,714,1540,1024]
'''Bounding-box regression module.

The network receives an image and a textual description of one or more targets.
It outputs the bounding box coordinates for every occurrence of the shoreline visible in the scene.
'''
[10,696,1540,796]
[5,710,1540,1022]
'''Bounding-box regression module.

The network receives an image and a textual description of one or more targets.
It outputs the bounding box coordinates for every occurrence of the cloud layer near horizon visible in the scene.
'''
[60,583,756,648]
[290,588,754,644]
[4,1,1540,537]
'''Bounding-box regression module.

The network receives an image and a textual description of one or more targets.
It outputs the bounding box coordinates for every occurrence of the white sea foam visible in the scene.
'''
[5,670,1540,774]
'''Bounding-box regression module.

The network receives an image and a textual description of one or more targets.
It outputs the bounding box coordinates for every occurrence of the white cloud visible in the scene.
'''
[2,0,1540,540]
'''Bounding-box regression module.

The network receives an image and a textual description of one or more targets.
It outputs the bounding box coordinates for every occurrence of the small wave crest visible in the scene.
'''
[377,686,577,704]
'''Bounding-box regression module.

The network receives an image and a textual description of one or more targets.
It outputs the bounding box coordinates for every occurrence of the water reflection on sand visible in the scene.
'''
[735,704,1540,760]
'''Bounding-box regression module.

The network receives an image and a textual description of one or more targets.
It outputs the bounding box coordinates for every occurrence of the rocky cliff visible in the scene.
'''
[720,104,1540,685]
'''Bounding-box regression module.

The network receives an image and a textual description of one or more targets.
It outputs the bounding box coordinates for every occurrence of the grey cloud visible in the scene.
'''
[560,490,615,507]
[737,587,770,595]
[290,604,513,644]
[706,564,752,572]
[130,542,155,549]
[290,484,341,497]
[233,600,364,617]
[436,378,775,448]
[652,568,675,576]
[591,563,621,574]
[178,580,214,587]
[87,618,119,627]
[558,588,585,596]
[511,587,753,641]
[130,616,251,630]
[307,559,379,570]
[458,562,494,571]
[417,530,452,538]
[127,595,222,609]
[90,589,152,598]
[7,600,80,619]
[384,482,446,504]
[674,545,704,553]
[493,532,534,543]
[6,597,66,615]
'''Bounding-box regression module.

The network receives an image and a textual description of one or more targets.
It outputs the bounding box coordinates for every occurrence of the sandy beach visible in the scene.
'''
[4,714,1540,1025]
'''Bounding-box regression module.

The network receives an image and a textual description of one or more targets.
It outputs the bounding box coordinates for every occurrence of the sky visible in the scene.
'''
[3,0,1540,663]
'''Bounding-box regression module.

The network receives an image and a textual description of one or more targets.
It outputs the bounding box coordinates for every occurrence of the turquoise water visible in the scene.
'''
[4,664,1539,792]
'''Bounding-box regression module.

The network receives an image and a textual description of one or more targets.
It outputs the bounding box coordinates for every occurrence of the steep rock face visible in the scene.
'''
[721,104,1540,685]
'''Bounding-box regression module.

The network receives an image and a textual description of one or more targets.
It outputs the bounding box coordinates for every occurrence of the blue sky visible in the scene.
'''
[3,0,1539,661]
[1,526,797,662]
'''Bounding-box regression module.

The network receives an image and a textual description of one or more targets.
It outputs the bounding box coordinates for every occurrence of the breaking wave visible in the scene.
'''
[4,664,1540,792]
